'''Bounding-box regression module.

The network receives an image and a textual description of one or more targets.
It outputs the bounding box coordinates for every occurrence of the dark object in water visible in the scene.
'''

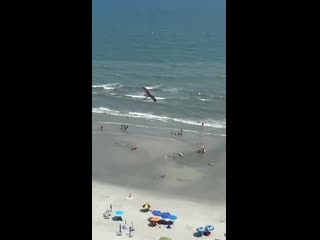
[143,87,157,102]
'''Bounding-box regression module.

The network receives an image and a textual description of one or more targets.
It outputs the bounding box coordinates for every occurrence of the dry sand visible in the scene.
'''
[93,123,226,239]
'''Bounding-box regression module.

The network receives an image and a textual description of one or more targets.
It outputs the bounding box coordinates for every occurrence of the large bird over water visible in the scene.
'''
[143,87,157,102]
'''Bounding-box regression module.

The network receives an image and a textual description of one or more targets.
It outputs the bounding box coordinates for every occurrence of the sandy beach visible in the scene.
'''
[92,122,226,239]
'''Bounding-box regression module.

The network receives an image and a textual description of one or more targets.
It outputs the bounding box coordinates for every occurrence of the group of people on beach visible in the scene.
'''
[171,128,183,136]
[106,203,135,236]
[120,124,128,133]
[119,221,135,237]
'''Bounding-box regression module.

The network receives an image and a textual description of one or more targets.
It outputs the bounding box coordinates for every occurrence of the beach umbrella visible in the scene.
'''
[152,210,162,216]
[142,203,151,209]
[114,210,125,216]
[149,216,162,222]
[205,225,214,232]
[160,212,172,219]
[168,215,177,221]
[197,227,206,233]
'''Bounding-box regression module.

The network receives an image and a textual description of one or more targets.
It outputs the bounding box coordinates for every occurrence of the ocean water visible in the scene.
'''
[92,0,226,135]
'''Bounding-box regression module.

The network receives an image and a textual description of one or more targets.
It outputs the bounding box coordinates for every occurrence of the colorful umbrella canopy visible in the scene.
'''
[205,225,214,232]
[152,210,162,216]
[149,216,162,222]
[168,215,177,221]
[142,203,151,209]
[197,227,206,233]
[114,210,125,216]
[160,212,172,219]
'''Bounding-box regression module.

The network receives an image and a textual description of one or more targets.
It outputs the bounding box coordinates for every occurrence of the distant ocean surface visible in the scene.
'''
[93,1,226,136]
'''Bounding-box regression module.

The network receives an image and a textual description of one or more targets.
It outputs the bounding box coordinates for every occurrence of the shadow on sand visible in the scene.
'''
[193,232,202,238]
[112,216,122,221]
[140,208,149,213]
[148,222,157,227]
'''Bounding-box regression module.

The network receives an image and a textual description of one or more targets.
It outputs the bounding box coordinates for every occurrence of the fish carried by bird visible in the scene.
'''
[143,87,157,102]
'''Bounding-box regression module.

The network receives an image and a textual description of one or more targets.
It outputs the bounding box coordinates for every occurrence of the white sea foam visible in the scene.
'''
[92,83,122,90]
[92,107,226,129]
[172,118,226,129]
[92,107,121,115]
[125,94,145,99]
[128,112,169,122]
[199,98,212,102]
[144,84,161,90]
[125,94,166,100]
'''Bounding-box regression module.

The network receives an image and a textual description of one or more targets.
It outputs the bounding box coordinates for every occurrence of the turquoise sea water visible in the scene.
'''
[93,0,226,135]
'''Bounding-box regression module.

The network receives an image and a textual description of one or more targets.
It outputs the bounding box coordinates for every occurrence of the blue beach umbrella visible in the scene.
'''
[205,225,214,232]
[114,210,125,216]
[168,215,177,221]
[161,212,172,219]
[197,227,206,233]
[152,210,162,216]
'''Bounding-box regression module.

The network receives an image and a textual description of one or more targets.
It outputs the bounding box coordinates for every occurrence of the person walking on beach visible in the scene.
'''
[100,125,103,131]
[110,204,112,212]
